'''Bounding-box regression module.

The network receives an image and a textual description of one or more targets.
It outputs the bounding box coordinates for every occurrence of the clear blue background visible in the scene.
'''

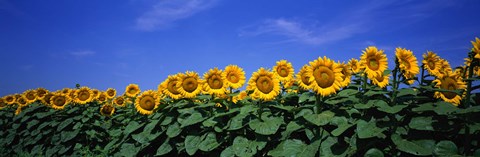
[1,0,479,96]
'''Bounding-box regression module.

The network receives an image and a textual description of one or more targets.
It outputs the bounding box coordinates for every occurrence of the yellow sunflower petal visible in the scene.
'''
[125,84,141,97]
[223,65,246,89]
[273,60,295,82]
[359,46,388,80]
[433,71,466,106]
[106,88,117,99]
[422,51,441,77]
[395,47,419,84]
[74,87,94,104]
[100,103,115,116]
[50,93,71,110]
[161,74,183,100]
[348,58,360,74]
[296,65,313,90]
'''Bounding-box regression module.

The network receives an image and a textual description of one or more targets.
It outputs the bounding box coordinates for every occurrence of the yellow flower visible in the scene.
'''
[97,92,108,103]
[359,46,388,79]
[433,71,466,106]
[91,89,100,100]
[296,65,313,90]
[100,103,115,116]
[41,93,54,106]
[160,74,183,100]
[106,88,117,99]
[74,87,94,104]
[35,88,49,100]
[337,61,352,88]
[348,58,360,74]
[50,93,71,110]
[395,47,419,84]
[372,73,390,88]
[471,37,480,59]
[435,59,452,78]
[135,90,160,115]
[3,94,17,105]
[15,106,22,115]
[60,88,72,95]
[232,91,248,104]
[0,98,7,110]
[202,68,227,95]
[247,68,280,101]
[125,84,141,97]
[114,96,126,107]
[273,60,295,82]
[283,77,297,91]
[308,56,343,97]
[177,71,203,98]
[422,51,441,76]
[23,89,37,104]
[223,65,246,89]
[16,95,29,107]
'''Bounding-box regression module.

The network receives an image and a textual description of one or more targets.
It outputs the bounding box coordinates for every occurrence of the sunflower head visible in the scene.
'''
[125,84,141,97]
[50,93,71,110]
[433,71,466,106]
[422,51,441,76]
[223,65,246,89]
[372,73,390,88]
[273,60,295,82]
[308,56,344,97]
[435,59,453,78]
[105,88,117,99]
[114,96,126,107]
[296,65,313,90]
[247,68,280,101]
[4,95,17,105]
[348,58,360,74]
[74,87,94,104]
[23,89,37,104]
[100,103,115,116]
[41,93,54,106]
[35,88,49,100]
[203,68,227,95]
[177,71,203,98]
[16,95,29,107]
[161,74,183,100]
[91,89,100,100]
[337,61,352,88]
[359,46,388,79]
[232,91,248,104]
[97,92,108,103]
[395,47,419,83]
[135,90,160,115]
[0,98,7,109]
[60,88,72,95]
[471,37,480,59]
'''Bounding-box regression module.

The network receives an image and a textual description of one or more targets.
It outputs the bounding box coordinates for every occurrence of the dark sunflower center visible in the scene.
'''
[0,101,6,107]
[98,96,106,102]
[277,67,289,77]
[401,60,411,69]
[428,61,435,70]
[167,80,180,95]
[107,90,115,97]
[256,76,274,94]
[128,88,138,95]
[78,91,90,101]
[182,77,198,93]
[208,75,223,89]
[26,92,36,100]
[53,97,66,106]
[102,105,114,114]
[376,75,384,82]
[116,98,124,105]
[367,58,379,70]
[313,66,335,88]
[18,98,27,105]
[37,90,47,97]
[227,73,240,83]
[301,74,311,85]
[352,64,357,70]
[6,97,14,103]
[140,96,155,111]
[441,78,458,99]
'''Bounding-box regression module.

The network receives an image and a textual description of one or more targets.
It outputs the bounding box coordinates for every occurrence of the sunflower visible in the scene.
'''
[372,73,390,88]
[91,89,100,100]
[433,71,466,105]
[50,94,71,110]
[247,68,280,101]
[337,62,352,88]
[114,96,126,107]
[422,51,441,76]
[41,93,54,106]
[74,87,94,104]
[273,60,295,83]
[68,89,77,100]
[160,74,183,100]
[203,68,228,95]
[395,47,419,84]
[296,65,313,90]
[125,84,141,97]
[60,88,72,95]
[348,58,360,74]
[97,92,108,103]
[15,106,22,115]
[36,88,49,100]
[135,90,160,115]
[435,59,452,78]
[359,46,388,79]
[283,77,297,93]
[100,103,115,116]
[4,95,16,105]
[106,88,116,99]
[23,89,37,104]
[0,98,7,110]
[232,91,248,104]
[307,56,343,97]
[471,37,480,59]
[223,65,246,89]
[177,71,203,98]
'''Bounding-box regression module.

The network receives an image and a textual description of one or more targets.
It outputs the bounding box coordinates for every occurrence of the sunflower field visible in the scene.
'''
[1,38,480,157]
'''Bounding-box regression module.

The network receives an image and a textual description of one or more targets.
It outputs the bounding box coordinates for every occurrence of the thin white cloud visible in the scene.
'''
[239,0,455,45]
[135,0,217,31]
[70,50,96,57]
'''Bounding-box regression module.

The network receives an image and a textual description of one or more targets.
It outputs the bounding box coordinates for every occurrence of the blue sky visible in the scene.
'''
[1,0,479,96]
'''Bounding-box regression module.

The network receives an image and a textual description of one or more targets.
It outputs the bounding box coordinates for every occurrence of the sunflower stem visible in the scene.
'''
[391,58,400,104]
[420,64,425,86]
[462,52,476,155]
